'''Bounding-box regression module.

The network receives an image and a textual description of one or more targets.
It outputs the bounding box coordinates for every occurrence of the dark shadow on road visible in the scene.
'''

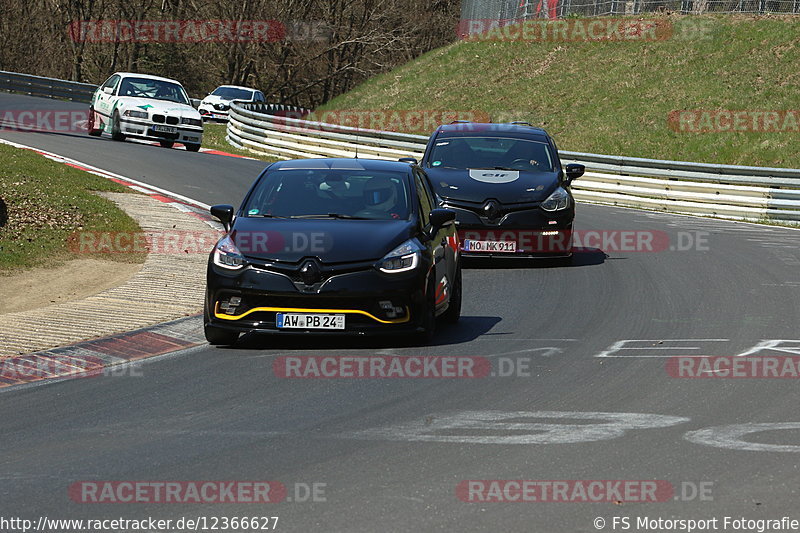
[462,247,607,270]
[223,315,502,352]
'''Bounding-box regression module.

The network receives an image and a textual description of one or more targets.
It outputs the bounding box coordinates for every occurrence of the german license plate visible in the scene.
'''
[153,125,177,134]
[276,313,345,330]
[463,239,516,253]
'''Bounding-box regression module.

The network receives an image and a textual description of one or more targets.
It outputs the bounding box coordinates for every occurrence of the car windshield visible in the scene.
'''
[118,77,190,105]
[427,136,555,172]
[244,169,411,220]
[211,87,254,100]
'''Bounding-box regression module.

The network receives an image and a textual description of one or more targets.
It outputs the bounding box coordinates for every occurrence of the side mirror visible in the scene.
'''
[210,204,235,231]
[399,157,418,165]
[429,208,456,233]
[565,163,585,182]
[102,86,113,95]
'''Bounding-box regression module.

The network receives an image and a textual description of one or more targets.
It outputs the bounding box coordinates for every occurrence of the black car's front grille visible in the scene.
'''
[442,198,540,218]
[248,259,375,285]
[152,114,180,125]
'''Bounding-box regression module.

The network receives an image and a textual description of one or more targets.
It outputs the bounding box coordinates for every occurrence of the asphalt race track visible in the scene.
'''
[2,92,800,532]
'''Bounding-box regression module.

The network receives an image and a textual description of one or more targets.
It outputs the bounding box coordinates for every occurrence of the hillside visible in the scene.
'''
[320,15,800,168]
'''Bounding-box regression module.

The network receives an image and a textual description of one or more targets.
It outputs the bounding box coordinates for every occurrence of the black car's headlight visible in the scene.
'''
[181,117,203,127]
[540,187,571,212]
[213,235,247,270]
[123,109,148,119]
[378,239,422,273]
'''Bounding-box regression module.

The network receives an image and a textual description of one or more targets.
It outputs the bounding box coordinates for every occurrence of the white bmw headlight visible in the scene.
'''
[378,239,422,273]
[123,109,148,119]
[541,187,571,212]
[213,235,247,270]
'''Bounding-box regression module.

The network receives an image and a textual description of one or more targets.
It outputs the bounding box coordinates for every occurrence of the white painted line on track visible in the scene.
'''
[595,339,730,358]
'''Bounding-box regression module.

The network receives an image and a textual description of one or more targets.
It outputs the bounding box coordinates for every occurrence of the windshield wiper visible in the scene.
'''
[289,213,370,220]
[253,214,289,219]
[471,166,517,171]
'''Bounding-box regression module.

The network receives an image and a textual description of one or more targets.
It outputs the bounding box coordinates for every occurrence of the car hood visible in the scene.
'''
[117,97,200,119]
[230,217,415,263]
[426,167,562,204]
[201,95,229,105]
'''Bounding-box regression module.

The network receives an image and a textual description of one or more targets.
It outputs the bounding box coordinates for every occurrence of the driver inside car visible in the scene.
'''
[356,177,401,219]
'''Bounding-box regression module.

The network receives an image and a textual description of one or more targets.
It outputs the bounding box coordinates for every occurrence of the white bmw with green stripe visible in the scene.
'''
[88,72,204,151]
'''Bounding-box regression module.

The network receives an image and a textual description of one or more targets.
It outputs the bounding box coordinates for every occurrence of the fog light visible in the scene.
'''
[379,300,404,319]
[540,231,560,236]
[220,296,242,314]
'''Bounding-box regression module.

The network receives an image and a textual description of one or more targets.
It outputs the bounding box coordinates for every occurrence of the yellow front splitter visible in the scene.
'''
[214,303,410,324]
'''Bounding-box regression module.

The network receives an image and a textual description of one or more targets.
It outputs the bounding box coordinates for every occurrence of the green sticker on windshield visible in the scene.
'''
[248,208,259,215]
[432,161,442,166]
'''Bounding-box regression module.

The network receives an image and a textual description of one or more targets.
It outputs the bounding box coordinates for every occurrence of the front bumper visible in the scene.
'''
[119,117,203,145]
[205,262,430,336]
[442,202,575,257]
[198,105,230,121]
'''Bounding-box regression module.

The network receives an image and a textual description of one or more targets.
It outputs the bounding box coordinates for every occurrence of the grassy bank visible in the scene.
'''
[204,122,279,162]
[320,15,800,168]
[0,143,143,272]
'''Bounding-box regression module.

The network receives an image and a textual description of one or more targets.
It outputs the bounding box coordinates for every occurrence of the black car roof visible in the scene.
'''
[269,158,415,172]
[434,122,550,141]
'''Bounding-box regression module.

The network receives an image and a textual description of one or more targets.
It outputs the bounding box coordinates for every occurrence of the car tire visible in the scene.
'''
[159,140,174,148]
[411,275,437,345]
[110,111,125,141]
[439,265,462,324]
[185,143,201,152]
[87,108,102,137]
[203,301,239,345]
[205,324,239,346]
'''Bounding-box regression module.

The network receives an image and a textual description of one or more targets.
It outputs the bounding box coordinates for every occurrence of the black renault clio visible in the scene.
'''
[204,158,461,345]
[422,122,585,262]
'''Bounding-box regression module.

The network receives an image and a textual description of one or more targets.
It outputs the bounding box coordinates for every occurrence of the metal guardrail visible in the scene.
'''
[0,71,97,103]
[460,0,800,19]
[0,71,211,108]
[228,101,800,224]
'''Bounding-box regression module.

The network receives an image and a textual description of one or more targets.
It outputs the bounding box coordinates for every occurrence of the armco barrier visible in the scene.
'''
[0,71,97,103]
[227,102,800,224]
[0,71,210,109]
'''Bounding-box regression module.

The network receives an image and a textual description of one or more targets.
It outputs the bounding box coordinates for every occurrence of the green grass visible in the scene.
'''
[320,15,800,168]
[204,122,278,162]
[0,143,144,272]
